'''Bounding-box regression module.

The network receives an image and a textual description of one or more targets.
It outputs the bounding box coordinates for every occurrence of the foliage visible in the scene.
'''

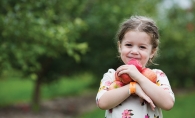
[156,0,195,87]
[0,0,89,108]
[0,0,88,80]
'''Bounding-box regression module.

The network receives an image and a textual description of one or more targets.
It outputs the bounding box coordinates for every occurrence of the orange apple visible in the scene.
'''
[109,81,124,90]
[141,68,157,83]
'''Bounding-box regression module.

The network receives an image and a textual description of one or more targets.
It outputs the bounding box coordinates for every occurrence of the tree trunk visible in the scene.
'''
[31,57,53,111]
[31,76,42,111]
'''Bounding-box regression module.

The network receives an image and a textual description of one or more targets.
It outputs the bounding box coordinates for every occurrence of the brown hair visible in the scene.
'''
[116,16,160,65]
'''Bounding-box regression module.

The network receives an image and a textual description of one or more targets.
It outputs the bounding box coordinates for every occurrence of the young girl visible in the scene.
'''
[96,16,175,118]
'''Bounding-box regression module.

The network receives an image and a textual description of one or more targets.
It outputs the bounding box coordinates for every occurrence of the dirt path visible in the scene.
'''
[0,93,97,118]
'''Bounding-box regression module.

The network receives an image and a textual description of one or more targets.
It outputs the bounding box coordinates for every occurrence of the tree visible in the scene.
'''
[0,0,88,109]
[157,0,195,88]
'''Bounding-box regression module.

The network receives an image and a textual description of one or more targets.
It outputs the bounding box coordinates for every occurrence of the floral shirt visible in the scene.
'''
[96,69,175,118]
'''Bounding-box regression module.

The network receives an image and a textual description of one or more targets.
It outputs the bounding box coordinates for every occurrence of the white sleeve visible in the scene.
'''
[96,69,116,107]
[153,69,175,101]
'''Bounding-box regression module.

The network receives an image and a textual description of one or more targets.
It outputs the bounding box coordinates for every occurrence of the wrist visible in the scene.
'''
[129,82,136,95]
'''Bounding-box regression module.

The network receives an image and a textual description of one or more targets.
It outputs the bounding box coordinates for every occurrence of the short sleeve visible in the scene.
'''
[96,69,116,107]
[153,69,175,101]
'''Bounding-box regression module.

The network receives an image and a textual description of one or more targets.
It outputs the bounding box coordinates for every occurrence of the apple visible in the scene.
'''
[115,72,121,82]
[115,72,133,84]
[109,81,124,90]
[119,73,133,84]
[141,68,157,83]
[115,59,157,85]
[127,58,143,72]
[116,59,142,84]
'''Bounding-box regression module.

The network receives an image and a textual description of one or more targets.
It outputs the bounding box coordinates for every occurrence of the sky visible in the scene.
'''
[163,0,193,9]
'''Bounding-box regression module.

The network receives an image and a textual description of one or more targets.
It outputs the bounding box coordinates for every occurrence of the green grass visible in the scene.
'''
[81,91,195,118]
[0,72,93,107]
[163,92,195,117]
[0,78,33,106]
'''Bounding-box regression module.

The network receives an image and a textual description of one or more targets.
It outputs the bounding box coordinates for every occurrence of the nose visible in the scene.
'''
[130,46,139,54]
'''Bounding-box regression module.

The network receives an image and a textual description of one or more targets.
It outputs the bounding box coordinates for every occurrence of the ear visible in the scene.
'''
[117,41,121,53]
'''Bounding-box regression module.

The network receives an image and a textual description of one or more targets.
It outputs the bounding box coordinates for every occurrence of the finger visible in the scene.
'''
[148,100,156,111]
[116,68,130,76]
[143,96,155,111]
[116,65,127,72]
[117,70,129,76]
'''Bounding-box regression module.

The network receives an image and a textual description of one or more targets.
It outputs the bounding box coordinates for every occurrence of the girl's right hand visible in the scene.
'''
[135,83,156,111]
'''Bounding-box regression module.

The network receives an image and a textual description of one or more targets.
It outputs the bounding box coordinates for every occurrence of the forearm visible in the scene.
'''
[98,84,130,110]
[138,75,174,110]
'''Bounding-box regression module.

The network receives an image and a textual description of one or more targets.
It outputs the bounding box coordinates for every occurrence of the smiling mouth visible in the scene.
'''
[129,57,139,60]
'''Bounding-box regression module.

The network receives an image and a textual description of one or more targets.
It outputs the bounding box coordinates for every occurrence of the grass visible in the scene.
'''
[0,78,33,106]
[162,92,195,117]
[0,72,93,107]
[81,91,195,118]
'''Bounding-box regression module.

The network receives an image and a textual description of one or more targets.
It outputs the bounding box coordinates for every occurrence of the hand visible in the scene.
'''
[135,83,155,111]
[116,64,141,82]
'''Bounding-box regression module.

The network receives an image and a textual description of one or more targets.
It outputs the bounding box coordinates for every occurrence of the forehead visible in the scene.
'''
[123,31,152,44]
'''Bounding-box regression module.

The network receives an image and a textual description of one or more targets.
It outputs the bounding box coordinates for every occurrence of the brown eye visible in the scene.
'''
[140,46,146,49]
[126,44,132,47]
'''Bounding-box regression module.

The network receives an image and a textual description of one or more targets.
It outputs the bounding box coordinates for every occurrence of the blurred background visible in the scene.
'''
[0,0,195,118]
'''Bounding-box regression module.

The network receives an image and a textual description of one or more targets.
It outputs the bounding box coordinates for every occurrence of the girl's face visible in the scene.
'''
[118,31,156,68]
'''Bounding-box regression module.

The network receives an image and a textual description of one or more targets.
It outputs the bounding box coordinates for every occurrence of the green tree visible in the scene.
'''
[157,0,195,88]
[0,0,88,109]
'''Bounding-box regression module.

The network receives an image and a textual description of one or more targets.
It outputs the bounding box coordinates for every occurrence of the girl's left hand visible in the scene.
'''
[135,83,155,111]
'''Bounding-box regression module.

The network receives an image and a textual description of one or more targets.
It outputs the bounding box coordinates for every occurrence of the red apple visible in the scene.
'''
[109,81,124,90]
[115,72,133,84]
[119,73,133,84]
[141,68,157,83]
[127,58,143,72]
[116,59,142,84]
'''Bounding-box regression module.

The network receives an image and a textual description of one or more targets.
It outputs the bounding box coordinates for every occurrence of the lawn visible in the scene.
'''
[0,72,94,107]
[163,91,195,118]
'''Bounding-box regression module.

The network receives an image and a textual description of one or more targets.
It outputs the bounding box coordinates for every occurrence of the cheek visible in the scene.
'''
[120,49,129,57]
[119,48,126,58]
[120,50,125,58]
[141,52,151,64]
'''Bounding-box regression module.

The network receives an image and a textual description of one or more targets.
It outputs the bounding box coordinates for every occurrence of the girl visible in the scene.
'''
[96,16,175,118]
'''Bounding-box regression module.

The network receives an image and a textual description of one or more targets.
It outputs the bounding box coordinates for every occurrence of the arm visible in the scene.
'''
[116,65,175,110]
[98,83,155,110]
[97,68,156,110]
[96,69,128,110]
[136,73,174,110]
[98,84,130,110]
